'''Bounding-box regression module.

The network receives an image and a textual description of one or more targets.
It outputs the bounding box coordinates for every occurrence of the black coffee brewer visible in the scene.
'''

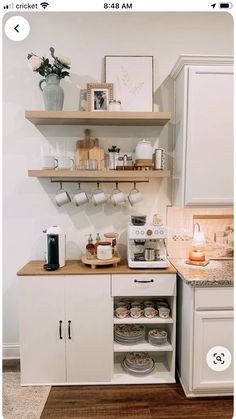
[43,226,66,271]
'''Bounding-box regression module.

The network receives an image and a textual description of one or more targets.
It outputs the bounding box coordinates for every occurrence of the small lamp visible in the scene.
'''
[189,223,206,262]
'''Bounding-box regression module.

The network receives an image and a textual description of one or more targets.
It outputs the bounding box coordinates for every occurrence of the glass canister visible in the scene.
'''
[108,146,120,170]
[108,100,122,112]
[135,139,153,161]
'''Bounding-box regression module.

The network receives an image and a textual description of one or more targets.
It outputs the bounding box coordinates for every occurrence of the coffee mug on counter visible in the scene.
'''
[57,156,74,170]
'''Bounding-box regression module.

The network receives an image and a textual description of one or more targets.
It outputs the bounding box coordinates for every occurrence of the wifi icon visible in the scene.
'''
[40,2,49,9]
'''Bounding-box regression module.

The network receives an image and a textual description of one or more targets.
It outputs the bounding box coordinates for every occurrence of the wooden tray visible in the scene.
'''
[82,255,121,269]
[185,259,209,267]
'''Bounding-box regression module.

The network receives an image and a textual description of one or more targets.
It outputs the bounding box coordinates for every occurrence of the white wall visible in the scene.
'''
[3,12,233,356]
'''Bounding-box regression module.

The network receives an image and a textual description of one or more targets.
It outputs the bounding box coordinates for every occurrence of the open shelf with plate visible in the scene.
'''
[112,286,176,384]
[112,353,175,384]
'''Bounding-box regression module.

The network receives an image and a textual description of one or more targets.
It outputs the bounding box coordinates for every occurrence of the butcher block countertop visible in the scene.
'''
[17,260,177,276]
[170,258,233,288]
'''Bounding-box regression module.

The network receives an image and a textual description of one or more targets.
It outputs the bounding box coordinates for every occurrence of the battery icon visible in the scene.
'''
[219,2,233,8]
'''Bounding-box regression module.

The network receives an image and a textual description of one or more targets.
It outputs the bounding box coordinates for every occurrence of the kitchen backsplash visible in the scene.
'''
[166,207,234,259]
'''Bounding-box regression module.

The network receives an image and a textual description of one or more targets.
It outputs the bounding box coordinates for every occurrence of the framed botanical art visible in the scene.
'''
[87,83,113,111]
[105,55,153,111]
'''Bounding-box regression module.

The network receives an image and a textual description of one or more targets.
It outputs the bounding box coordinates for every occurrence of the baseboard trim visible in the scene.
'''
[3,343,20,359]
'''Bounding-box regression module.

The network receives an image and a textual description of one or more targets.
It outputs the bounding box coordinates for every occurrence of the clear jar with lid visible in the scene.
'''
[108,100,122,112]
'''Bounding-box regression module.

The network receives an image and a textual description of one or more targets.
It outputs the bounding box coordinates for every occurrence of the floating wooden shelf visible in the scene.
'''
[28,169,170,180]
[25,111,171,126]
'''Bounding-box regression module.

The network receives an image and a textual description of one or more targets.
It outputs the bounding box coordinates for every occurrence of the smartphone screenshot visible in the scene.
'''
[1,1,234,418]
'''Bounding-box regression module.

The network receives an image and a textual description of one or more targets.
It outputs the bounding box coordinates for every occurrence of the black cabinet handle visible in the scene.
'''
[68,320,72,340]
[59,320,63,340]
[134,279,154,283]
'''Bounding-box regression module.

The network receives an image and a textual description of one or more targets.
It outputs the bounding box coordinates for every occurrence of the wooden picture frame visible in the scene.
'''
[87,83,114,111]
[105,55,153,111]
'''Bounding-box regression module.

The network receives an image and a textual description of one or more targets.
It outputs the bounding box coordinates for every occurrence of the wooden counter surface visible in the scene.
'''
[17,260,176,276]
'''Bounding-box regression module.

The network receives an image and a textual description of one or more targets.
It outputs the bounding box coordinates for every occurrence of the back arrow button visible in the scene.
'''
[14,24,19,33]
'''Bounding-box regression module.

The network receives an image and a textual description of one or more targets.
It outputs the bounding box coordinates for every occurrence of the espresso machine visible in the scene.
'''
[127,223,169,268]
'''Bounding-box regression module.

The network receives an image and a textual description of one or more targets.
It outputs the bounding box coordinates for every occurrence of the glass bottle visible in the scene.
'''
[94,233,101,255]
[86,234,95,259]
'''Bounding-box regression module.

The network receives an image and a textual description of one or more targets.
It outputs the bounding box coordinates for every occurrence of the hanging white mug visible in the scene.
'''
[91,185,107,206]
[55,188,71,207]
[73,190,89,206]
[128,188,143,206]
[110,187,126,206]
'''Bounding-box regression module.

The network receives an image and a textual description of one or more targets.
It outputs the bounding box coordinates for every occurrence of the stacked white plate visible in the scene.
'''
[114,324,145,345]
[122,352,155,376]
[148,329,168,346]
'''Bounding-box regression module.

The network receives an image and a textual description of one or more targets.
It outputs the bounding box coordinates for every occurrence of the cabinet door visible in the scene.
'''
[19,276,66,384]
[193,311,233,391]
[65,275,113,383]
[185,66,233,206]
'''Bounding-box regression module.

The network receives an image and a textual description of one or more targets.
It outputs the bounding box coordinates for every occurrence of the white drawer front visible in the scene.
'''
[112,274,176,296]
[195,287,233,311]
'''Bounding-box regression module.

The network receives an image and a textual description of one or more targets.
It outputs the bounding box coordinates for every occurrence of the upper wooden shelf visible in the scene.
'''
[25,111,171,126]
[28,169,170,180]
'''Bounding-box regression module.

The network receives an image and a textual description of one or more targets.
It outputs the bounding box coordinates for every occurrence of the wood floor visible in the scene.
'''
[40,383,233,419]
[3,361,233,419]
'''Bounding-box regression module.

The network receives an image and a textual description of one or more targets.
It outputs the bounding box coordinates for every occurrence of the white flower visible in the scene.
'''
[28,56,42,71]
[58,56,71,66]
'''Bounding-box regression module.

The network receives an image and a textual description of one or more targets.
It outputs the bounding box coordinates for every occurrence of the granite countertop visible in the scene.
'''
[170,258,233,288]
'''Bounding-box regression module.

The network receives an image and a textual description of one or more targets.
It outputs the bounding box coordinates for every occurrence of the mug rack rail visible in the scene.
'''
[51,180,149,188]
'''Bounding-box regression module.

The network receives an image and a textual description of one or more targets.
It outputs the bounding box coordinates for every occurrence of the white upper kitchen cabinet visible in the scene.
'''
[170,55,233,207]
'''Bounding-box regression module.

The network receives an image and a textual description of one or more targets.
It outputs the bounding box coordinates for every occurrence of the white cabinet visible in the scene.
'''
[19,276,66,384]
[177,277,233,397]
[65,275,113,383]
[193,311,233,391]
[19,275,113,385]
[19,270,177,386]
[170,56,233,206]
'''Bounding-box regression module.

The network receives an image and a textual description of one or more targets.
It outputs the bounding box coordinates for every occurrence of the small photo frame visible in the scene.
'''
[87,83,114,111]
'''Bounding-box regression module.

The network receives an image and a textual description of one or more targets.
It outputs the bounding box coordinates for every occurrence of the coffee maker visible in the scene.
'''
[44,226,66,271]
[127,223,168,268]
